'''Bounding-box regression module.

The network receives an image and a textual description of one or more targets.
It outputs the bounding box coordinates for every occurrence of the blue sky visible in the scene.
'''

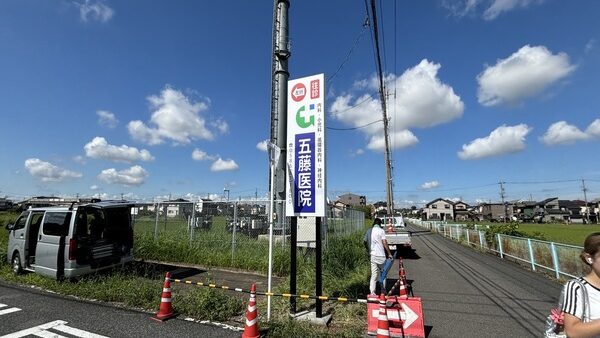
[1,0,599,206]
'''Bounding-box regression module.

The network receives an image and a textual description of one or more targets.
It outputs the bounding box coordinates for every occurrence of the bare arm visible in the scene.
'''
[382,239,392,258]
[564,313,600,338]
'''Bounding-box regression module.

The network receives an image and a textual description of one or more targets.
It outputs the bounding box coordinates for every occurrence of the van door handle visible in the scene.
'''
[39,235,42,240]
[19,234,23,238]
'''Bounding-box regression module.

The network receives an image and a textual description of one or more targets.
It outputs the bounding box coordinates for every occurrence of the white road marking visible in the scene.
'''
[33,331,68,338]
[0,320,109,338]
[0,304,22,316]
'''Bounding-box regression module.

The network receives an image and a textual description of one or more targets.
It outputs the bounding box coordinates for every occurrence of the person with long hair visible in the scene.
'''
[563,232,600,337]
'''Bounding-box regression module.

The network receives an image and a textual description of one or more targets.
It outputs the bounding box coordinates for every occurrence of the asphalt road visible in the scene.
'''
[398,224,562,338]
[0,283,239,337]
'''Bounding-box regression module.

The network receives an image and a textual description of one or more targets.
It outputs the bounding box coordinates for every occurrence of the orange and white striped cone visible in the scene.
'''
[377,293,390,338]
[153,271,175,321]
[242,283,259,338]
[398,277,408,299]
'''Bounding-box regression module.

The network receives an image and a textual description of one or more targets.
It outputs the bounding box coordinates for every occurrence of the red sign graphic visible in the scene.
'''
[310,80,320,99]
[291,83,307,102]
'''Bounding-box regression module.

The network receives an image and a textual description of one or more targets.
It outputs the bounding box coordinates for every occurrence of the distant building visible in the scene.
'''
[423,198,454,221]
[337,193,366,207]
[0,197,13,211]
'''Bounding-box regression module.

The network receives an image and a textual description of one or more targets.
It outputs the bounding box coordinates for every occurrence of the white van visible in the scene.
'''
[5,201,134,280]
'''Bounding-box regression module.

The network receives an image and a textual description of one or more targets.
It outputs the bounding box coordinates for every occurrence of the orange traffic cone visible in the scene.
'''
[398,277,408,299]
[242,283,259,338]
[377,293,390,338]
[153,272,175,321]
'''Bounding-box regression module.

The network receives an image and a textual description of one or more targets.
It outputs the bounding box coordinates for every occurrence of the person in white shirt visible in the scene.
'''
[564,232,600,337]
[364,218,392,295]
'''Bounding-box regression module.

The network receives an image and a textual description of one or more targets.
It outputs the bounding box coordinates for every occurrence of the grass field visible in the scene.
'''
[449,220,600,246]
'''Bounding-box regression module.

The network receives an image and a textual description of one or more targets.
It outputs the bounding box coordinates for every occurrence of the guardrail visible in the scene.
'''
[408,218,587,281]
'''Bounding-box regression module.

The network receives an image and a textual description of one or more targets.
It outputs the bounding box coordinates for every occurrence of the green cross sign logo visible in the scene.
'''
[295,105,314,128]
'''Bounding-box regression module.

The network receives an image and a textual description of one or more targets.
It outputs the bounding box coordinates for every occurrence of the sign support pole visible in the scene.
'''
[290,216,297,314]
[316,216,322,317]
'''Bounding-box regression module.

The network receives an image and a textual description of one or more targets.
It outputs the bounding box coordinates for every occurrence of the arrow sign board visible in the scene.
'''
[285,74,326,217]
[367,297,425,338]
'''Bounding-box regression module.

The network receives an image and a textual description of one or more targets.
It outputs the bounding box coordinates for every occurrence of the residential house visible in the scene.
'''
[559,200,586,223]
[453,201,471,221]
[476,203,512,222]
[536,197,570,223]
[0,197,13,211]
[513,201,540,222]
[422,198,454,221]
[590,198,600,224]
[337,193,366,207]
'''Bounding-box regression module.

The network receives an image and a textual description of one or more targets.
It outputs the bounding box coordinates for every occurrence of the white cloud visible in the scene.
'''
[90,185,99,190]
[98,165,148,186]
[458,124,532,160]
[367,130,419,152]
[92,192,109,200]
[477,45,576,106]
[24,158,82,182]
[128,86,224,145]
[73,155,86,164]
[210,158,239,172]
[540,121,589,145]
[211,119,229,134]
[331,59,463,151]
[586,39,597,53]
[84,137,154,163]
[421,181,440,190]
[483,0,544,20]
[96,110,118,128]
[586,119,600,138]
[191,148,215,161]
[355,148,365,156]
[443,0,544,20]
[75,0,114,23]
[256,140,268,152]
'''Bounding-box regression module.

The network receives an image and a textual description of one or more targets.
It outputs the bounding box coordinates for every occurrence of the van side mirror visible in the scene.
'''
[5,224,14,231]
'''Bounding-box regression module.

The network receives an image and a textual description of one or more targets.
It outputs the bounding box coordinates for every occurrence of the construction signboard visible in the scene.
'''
[285,74,326,217]
[366,295,426,337]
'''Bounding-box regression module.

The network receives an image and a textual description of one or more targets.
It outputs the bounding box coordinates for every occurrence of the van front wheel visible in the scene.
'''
[12,253,22,275]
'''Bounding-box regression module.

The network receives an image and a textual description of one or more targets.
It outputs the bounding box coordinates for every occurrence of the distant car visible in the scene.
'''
[6,201,134,280]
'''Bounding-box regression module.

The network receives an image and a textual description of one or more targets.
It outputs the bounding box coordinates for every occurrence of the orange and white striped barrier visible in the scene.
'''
[377,294,390,337]
[152,272,176,321]
[242,283,259,338]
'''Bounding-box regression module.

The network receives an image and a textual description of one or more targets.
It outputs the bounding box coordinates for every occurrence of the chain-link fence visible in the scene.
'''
[408,218,587,281]
[132,200,365,272]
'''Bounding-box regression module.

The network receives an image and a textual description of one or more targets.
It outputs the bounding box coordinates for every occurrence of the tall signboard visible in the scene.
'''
[286,74,325,217]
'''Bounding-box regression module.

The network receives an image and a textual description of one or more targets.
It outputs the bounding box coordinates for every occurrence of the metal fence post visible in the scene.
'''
[466,229,470,245]
[232,202,237,264]
[154,203,159,240]
[527,238,536,271]
[190,202,195,245]
[479,230,484,249]
[497,233,504,258]
[551,242,560,279]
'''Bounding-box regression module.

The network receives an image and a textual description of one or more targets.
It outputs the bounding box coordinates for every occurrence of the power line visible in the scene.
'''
[327,119,382,131]
[326,15,369,85]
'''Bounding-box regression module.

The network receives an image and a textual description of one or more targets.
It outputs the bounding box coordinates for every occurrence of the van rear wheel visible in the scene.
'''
[12,253,22,275]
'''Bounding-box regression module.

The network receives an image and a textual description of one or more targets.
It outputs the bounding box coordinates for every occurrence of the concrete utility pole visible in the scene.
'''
[582,178,589,224]
[269,0,290,224]
[499,181,506,223]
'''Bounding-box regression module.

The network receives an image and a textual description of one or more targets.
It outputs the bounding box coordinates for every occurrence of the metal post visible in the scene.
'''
[497,233,504,258]
[466,229,470,245]
[290,216,297,315]
[479,230,484,249]
[267,186,275,320]
[527,238,536,271]
[154,203,159,240]
[316,216,323,318]
[270,0,290,229]
[232,202,237,264]
[551,242,560,279]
